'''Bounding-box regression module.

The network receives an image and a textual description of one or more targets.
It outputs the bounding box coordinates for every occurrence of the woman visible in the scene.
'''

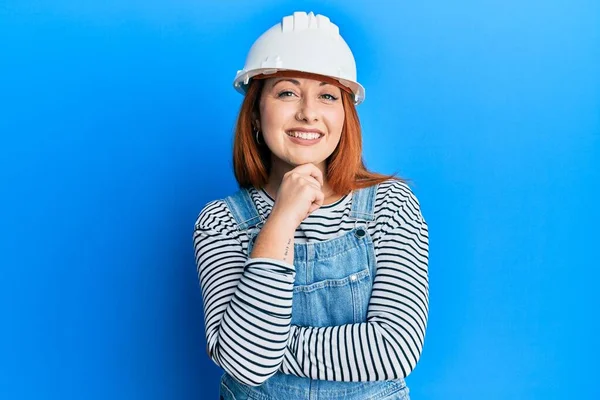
[193,11,429,400]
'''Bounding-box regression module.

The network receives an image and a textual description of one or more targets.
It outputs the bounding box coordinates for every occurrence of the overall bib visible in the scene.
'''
[219,185,410,400]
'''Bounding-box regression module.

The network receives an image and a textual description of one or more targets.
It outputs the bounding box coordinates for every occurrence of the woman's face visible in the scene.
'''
[257,76,345,170]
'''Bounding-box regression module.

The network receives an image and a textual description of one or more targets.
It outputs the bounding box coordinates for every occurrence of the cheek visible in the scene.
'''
[326,107,345,135]
[260,101,295,132]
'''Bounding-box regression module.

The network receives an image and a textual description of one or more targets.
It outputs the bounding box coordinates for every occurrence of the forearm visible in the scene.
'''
[250,209,296,264]
[280,317,425,382]
[209,258,296,386]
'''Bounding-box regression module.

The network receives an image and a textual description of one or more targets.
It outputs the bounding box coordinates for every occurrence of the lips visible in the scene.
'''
[285,131,323,146]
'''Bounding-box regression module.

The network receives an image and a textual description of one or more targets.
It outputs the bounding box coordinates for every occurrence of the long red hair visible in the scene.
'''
[232,77,403,195]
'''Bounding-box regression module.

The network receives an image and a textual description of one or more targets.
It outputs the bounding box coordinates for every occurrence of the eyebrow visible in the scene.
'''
[272,78,332,87]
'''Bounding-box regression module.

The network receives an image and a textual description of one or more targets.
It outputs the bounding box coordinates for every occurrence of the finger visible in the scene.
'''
[308,164,324,187]
[301,175,322,190]
[292,163,324,187]
[307,190,325,214]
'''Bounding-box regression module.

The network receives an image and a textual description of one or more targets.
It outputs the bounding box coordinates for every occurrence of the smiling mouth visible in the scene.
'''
[286,131,324,140]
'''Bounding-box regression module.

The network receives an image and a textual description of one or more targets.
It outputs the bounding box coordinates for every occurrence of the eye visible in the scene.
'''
[277,90,297,98]
[320,93,339,101]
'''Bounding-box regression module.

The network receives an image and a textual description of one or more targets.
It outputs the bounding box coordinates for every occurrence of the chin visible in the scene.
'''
[276,150,331,167]
[292,157,327,167]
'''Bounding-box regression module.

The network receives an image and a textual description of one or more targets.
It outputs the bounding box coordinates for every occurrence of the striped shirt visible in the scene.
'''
[192,179,429,386]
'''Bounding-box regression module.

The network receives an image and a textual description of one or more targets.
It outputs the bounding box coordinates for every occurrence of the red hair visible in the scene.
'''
[232,76,403,195]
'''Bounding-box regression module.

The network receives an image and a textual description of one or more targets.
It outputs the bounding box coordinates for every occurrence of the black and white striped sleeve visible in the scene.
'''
[280,189,429,381]
[193,201,296,386]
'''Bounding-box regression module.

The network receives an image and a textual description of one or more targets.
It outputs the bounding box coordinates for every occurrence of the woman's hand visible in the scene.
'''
[270,163,325,229]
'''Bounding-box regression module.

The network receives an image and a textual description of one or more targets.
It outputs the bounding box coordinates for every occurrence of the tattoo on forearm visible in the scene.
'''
[283,238,292,261]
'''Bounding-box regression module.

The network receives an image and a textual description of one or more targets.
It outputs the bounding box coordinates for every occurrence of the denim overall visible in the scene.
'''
[219,185,410,400]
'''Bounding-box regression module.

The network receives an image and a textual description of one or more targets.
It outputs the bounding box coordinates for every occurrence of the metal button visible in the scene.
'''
[355,228,366,238]
[350,274,357,281]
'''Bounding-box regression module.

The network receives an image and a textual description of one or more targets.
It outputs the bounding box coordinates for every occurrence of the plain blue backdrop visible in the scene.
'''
[1,1,598,399]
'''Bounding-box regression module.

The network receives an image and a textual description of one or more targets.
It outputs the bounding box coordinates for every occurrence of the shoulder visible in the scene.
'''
[371,179,426,235]
[193,192,241,237]
[375,179,423,217]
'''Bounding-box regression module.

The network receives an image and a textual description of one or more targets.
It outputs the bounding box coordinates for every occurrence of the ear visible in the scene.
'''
[252,116,260,131]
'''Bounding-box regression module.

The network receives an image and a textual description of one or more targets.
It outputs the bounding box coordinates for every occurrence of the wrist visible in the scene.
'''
[268,208,299,232]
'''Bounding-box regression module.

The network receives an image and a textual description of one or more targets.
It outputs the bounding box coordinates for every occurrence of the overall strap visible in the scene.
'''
[349,184,378,222]
[223,187,264,231]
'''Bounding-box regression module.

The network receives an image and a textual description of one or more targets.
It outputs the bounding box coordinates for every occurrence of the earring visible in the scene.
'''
[254,127,263,145]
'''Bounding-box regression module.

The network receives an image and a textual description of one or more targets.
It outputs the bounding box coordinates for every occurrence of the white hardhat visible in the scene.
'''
[233,11,366,105]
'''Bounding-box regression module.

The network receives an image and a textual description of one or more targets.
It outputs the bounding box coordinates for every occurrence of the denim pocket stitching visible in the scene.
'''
[293,267,371,293]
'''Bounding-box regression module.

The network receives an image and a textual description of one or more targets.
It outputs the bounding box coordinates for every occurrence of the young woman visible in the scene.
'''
[193,11,429,400]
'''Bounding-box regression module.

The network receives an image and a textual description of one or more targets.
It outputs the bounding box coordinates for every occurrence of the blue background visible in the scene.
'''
[1,1,598,399]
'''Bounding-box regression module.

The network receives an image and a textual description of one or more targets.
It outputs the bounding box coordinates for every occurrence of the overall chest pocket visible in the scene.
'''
[292,267,372,327]
[291,236,375,327]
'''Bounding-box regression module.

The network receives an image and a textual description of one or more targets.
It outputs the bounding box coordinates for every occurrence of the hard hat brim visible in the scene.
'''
[233,68,366,105]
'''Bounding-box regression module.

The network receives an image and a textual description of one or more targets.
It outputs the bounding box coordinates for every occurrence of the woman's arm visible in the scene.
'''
[193,200,296,387]
[280,185,429,381]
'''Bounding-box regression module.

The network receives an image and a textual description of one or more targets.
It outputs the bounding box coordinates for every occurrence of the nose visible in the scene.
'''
[296,97,319,122]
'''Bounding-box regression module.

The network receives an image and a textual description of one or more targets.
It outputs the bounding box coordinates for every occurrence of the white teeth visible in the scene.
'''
[288,131,322,140]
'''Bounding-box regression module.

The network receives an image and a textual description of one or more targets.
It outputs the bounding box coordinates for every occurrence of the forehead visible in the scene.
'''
[268,77,338,88]
[256,70,348,93]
